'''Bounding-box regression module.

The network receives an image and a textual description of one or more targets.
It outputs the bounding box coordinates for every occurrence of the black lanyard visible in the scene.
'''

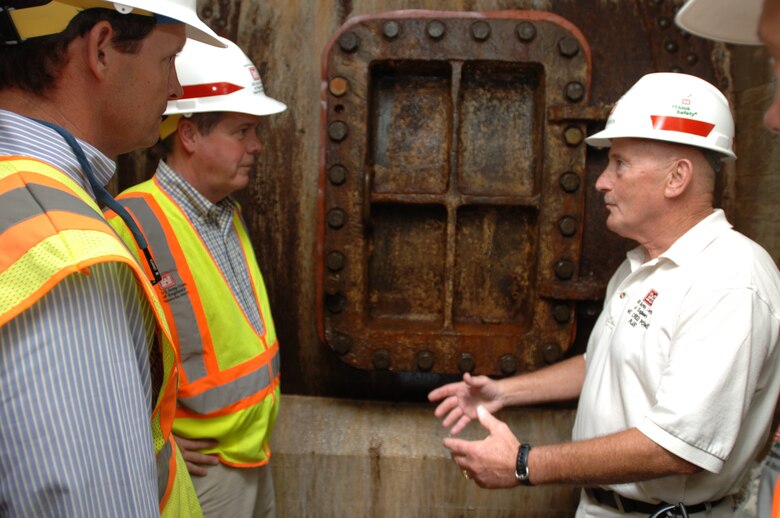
[34,119,162,285]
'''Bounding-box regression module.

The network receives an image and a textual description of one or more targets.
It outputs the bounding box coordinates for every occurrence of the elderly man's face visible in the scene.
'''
[594,138,677,243]
[759,0,780,132]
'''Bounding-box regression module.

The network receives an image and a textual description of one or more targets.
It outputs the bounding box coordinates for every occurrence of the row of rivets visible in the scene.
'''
[337,23,581,58]
[331,335,564,371]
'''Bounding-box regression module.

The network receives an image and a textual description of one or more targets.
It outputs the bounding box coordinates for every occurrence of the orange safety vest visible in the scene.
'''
[107,175,280,468]
[0,156,201,517]
[773,476,780,518]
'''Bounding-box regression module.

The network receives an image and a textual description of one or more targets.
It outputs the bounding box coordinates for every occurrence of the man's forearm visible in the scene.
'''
[529,428,701,486]
[497,354,586,409]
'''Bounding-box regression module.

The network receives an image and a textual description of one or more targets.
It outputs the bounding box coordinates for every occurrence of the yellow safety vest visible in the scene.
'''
[107,175,280,468]
[0,156,202,517]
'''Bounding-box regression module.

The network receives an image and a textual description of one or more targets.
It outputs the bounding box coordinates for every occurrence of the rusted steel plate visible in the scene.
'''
[318,10,595,375]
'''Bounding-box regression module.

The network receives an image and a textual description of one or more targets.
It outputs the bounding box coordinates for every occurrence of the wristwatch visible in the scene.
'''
[515,443,533,486]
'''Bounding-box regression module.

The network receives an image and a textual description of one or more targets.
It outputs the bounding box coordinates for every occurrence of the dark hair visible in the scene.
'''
[158,112,227,158]
[0,8,155,95]
[188,112,225,136]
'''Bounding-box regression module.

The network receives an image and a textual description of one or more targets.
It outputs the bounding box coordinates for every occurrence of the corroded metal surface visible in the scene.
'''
[319,11,597,375]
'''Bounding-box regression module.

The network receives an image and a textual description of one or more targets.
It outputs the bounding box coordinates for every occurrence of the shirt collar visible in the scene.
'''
[0,109,116,198]
[157,160,238,221]
[627,209,732,270]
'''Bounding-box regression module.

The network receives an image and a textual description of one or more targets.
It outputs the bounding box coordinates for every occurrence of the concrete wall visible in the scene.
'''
[271,395,579,517]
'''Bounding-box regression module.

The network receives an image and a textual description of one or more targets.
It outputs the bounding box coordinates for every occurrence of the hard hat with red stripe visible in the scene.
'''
[160,36,287,139]
[675,0,764,46]
[1,0,224,47]
[585,72,736,159]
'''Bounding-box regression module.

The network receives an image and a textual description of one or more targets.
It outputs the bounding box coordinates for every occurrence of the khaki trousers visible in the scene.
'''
[191,461,275,518]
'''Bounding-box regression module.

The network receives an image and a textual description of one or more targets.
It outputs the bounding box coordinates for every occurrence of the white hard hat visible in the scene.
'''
[585,72,736,159]
[161,36,286,137]
[675,0,764,45]
[3,0,224,47]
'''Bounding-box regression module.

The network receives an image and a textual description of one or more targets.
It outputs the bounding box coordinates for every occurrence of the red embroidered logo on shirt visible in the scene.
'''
[160,272,176,289]
[643,289,658,306]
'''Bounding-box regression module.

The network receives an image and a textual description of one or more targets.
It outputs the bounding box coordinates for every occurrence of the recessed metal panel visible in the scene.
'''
[318,10,593,375]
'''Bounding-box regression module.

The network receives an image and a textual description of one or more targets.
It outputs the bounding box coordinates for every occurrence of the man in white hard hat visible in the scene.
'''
[0,2,222,516]
[676,0,780,132]
[677,1,780,516]
[429,72,780,517]
[106,36,286,517]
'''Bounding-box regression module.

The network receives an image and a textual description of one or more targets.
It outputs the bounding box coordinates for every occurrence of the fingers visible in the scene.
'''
[174,434,219,477]
[476,405,497,429]
[175,435,218,451]
[440,405,463,428]
[428,381,457,403]
[182,449,219,464]
[433,395,458,419]
[181,449,219,477]
[185,460,211,477]
[450,414,471,436]
[443,436,468,457]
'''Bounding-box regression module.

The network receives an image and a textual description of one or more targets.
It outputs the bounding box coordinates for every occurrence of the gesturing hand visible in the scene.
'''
[428,372,503,435]
[443,406,521,489]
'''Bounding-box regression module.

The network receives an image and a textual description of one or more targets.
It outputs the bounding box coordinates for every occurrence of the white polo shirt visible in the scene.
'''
[573,209,780,516]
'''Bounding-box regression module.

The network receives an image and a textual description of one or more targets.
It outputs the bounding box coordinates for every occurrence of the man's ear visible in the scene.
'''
[83,21,115,81]
[665,158,694,199]
[177,119,199,153]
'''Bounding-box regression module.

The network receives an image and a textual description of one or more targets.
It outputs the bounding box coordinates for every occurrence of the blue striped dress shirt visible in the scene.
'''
[0,109,160,517]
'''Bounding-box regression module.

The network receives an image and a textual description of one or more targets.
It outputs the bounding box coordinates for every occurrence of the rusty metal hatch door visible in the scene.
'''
[318,10,596,376]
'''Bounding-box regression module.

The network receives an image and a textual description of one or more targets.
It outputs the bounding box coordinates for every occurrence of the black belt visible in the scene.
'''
[585,487,725,515]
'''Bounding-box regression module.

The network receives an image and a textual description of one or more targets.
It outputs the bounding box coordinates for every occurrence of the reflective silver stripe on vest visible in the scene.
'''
[178,350,280,415]
[156,438,172,501]
[1,183,105,235]
[119,196,280,415]
[118,197,208,381]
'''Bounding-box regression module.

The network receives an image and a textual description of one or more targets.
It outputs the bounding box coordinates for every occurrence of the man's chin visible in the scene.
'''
[139,129,162,149]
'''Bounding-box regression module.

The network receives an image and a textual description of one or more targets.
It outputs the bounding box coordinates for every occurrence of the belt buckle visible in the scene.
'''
[612,492,626,513]
[649,502,690,518]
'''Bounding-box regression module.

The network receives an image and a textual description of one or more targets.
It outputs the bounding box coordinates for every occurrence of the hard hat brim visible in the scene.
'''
[675,0,763,46]
[114,0,225,47]
[164,95,287,117]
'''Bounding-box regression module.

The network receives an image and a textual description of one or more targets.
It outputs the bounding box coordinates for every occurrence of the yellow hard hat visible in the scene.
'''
[2,0,224,47]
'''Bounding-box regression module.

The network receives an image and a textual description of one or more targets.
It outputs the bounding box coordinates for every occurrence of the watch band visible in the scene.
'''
[515,443,533,486]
